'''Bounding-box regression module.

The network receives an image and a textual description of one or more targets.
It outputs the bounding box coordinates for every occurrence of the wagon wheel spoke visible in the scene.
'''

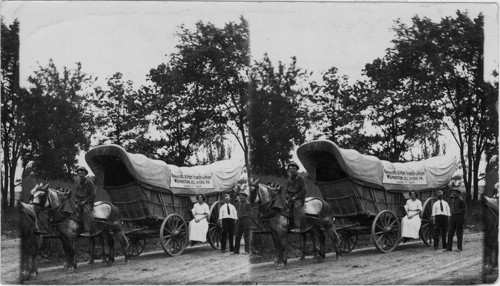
[376,234,384,245]
[344,236,350,250]
[388,219,397,228]
[376,221,384,230]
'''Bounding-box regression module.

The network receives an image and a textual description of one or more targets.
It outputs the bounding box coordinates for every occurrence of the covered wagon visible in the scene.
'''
[297,140,458,253]
[85,144,244,256]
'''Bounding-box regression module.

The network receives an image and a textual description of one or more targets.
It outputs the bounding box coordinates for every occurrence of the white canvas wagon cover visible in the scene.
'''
[85,144,244,196]
[297,140,458,191]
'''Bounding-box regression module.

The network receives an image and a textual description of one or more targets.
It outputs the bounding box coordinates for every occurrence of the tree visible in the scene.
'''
[22,60,95,181]
[144,62,227,165]
[359,57,443,161]
[387,11,497,200]
[144,17,250,167]
[93,72,149,149]
[1,19,25,208]
[249,55,311,175]
[308,68,373,154]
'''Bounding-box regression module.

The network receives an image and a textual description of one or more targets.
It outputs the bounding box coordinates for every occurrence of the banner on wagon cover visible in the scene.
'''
[170,170,214,189]
[382,167,427,185]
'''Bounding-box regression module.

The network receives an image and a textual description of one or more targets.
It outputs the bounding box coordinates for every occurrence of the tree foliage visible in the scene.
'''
[249,55,311,175]
[143,17,250,167]
[383,11,497,200]
[1,19,24,207]
[22,60,95,181]
[308,68,373,154]
[93,72,148,149]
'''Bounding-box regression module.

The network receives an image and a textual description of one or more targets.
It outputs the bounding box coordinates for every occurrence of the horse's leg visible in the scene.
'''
[20,234,30,281]
[278,231,288,266]
[29,235,39,277]
[99,234,108,263]
[299,232,307,260]
[326,225,342,260]
[310,230,319,260]
[88,236,95,265]
[106,232,115,266]
[59,237,71,270]
[271,232,279,266]
[70,238,77,270]
[315,227,325,263]
[115,231,131,263]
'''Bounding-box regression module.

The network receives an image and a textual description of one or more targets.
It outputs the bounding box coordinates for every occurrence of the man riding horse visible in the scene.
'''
[75,167,96,236]
[285,162,307,233]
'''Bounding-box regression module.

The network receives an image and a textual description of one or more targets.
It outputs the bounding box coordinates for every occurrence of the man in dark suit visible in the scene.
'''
[447,188,467,252]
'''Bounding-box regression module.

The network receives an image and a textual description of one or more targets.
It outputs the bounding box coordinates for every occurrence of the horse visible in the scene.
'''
[18,200,43,281]
[249,179,341,267]
[30,183,130,270]
[482,194,498,276]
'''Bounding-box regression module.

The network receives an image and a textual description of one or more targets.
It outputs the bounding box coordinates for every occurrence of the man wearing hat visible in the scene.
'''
[447,188,467,252]
[218,193,237,253]
[75,167,96,236]
[285,161,307,232]
[431,190,450,250]
[233,185,252,255]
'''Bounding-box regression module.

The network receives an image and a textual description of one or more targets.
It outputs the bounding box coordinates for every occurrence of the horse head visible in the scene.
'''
[31,183,66,211]
[30,183,50,208]
[248,179,284,206]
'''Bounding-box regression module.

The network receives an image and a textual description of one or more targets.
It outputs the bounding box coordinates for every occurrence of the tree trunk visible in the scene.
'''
[472,159,481,201]
[9,163,16,208]
[2,159,9,208]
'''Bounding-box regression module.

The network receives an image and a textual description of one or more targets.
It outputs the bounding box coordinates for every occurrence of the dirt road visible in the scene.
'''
[1,232,485,284]
[250,232,484,285]
[1,238,250,284]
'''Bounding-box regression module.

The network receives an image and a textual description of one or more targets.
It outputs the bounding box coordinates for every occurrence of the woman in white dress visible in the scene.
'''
[401,190,422,242]
[189,194,210,245]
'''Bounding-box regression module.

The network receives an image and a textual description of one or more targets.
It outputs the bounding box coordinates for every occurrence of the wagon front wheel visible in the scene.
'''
[160,214,188,256]
[338,230,358,253]
[420,197,435,246]
[207,201,223,250]
[126,234,146,257]
[372,210,401,253]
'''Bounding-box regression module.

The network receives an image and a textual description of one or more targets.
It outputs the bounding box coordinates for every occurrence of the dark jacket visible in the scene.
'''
[450,196,467,216]
[75,178,96,205]
[285,175,307,200]
[237,200,252,219]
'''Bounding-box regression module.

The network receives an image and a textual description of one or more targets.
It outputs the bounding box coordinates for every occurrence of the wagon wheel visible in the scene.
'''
[420,197,435,246]
[338,230,358,253]
[371,210,401,253]
[207,201,223,250]
[333,218,358,253]
[160,214,188,256]
[126,234,146,257]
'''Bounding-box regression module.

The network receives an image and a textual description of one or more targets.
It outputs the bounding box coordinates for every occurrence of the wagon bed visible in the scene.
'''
[297,140,458,253]
[85,144,244,256]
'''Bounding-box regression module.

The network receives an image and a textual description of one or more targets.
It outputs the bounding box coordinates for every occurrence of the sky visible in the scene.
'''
[1,1,498,174]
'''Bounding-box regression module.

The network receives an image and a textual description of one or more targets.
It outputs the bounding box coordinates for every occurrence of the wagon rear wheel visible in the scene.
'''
[126,234,146,257]
[420,197,435,246]
[160,214,188,256]
[207,201,223,250]
[372,210,401,253]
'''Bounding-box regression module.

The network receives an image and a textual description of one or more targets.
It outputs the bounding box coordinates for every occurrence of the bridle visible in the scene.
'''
[251,183,283,221]
[33,188,73,224]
